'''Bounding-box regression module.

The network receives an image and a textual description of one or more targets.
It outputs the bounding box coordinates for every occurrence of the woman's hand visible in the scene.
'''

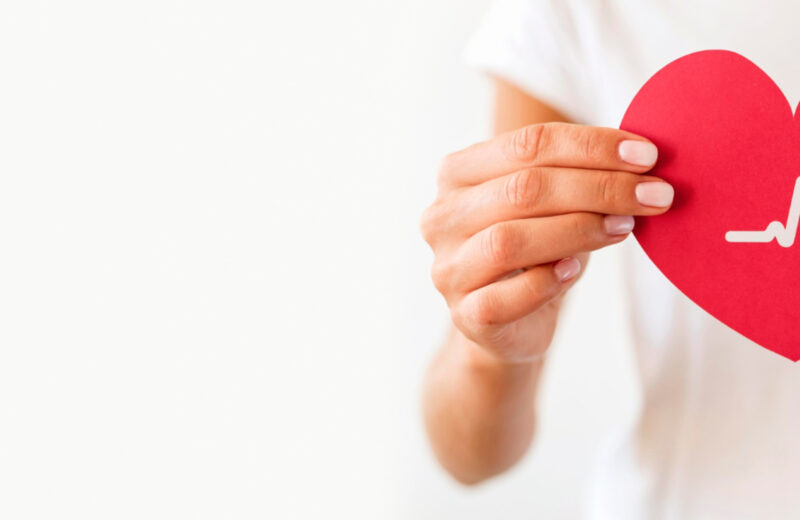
[420,122,673,363]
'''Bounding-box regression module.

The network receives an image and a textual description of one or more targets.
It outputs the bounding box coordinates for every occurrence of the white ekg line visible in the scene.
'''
[725,177,800,247]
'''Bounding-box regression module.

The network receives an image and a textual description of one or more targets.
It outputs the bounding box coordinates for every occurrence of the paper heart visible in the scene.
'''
[620,50,800,361]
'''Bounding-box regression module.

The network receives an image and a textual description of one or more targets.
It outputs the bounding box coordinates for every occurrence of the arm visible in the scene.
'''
[420,80,671,484]
[423,81,571,484]
[422,325,545,485]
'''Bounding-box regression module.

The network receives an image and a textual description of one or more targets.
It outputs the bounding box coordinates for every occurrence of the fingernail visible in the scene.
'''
[604,215,635,235]
[618,140,658,167]
[554,257,581,282]
[635,181,674,207]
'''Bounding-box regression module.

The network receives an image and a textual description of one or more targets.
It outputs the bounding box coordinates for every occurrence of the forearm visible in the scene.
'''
[421,80,626,485]
[422,326,545,485]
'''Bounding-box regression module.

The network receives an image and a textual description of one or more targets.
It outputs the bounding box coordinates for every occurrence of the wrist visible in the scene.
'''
[447,330,542,415]
[454,330,544,375]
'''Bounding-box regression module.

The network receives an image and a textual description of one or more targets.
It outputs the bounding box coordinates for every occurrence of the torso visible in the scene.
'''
[576,2,800,518]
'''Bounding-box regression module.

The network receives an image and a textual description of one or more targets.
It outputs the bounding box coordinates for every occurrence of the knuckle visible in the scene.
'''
[481,223,517,267]
[436,152,458,187]
[429,258,452,295]
[508,123,547,162]
[450,303,470,332]
[575,126,604,159]
[597,174,619,207]
[419,202,442,244]
[419,195,457,246]
[504,168,545,209]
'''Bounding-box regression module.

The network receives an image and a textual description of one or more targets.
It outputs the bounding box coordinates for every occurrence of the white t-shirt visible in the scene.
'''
[464,1,800,519]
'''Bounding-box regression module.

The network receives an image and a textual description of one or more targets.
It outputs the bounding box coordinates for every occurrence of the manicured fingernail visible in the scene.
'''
[604,215,635,235]
[635,181,674,207]
[618,140,658,167]
[554,257,581,282]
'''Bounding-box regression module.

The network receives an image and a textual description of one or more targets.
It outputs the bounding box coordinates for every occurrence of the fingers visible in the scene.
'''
[438,122,658,187]
[423,122,664,355]
[456,258,581,329]
[447,213,631,293]
[439,168,673,237]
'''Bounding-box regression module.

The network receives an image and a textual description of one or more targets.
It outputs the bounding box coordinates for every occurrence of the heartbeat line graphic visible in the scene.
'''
[725,177,800,247]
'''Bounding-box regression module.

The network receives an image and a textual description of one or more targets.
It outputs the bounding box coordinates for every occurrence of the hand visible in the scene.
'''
[420,123,673,363]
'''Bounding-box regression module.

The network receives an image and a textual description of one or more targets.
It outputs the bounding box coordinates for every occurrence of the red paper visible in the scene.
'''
[621,50,800,361]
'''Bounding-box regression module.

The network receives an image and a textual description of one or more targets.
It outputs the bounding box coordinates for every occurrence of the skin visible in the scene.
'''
[419,79,673,485]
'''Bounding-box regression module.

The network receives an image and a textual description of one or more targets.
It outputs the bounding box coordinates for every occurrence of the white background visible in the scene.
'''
[0,1,637,518]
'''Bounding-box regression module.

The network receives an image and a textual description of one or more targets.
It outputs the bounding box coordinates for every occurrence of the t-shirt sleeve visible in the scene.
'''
[463,0,593,124]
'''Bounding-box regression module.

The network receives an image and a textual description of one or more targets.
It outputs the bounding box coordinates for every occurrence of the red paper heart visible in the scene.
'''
[621,50,800,361]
